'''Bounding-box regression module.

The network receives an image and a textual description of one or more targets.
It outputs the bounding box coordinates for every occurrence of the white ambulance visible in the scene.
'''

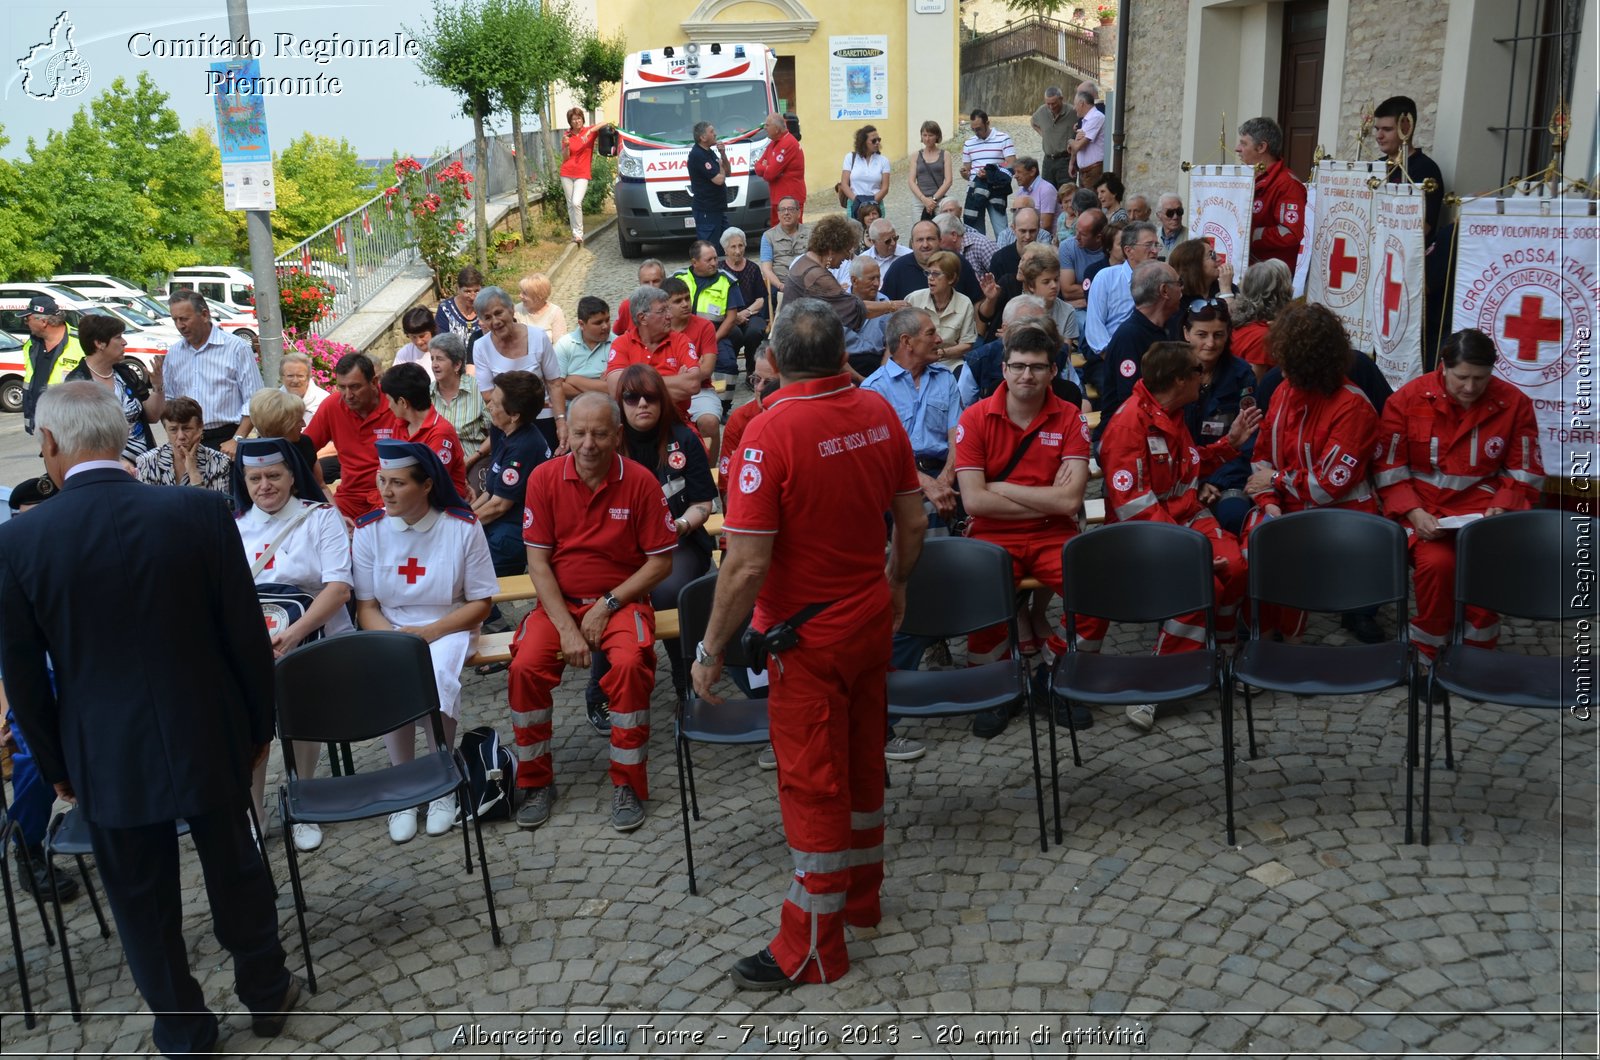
[610,42,781,258]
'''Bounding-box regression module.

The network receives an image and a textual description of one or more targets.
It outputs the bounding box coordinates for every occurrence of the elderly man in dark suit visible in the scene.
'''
[0,381,297,1056]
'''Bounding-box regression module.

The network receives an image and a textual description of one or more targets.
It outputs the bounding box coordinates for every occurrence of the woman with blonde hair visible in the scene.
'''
[516,272,566,339]
[249,387,326,494]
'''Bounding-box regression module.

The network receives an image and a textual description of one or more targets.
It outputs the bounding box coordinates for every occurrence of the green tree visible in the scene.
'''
[271,132,377,248]
[412,0,529,269]
[0,126,54,278]
[18,110,153,278]
[494,0,575,241]
[562,29,626,121]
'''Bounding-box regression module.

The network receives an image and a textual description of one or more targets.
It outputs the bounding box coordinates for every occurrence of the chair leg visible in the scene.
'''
[46,853,81,1022]
[1404,667,1417,845]
[341,742,355,776]
[75,855,109,939]
[1421,673,1436,847]
[1024,691,1048,853]
[458,781,475,874]
[1221,674,1236,847]
[1045,691,1063,847]
[278,792,318,994]
[674,734,698,895]
[12,842,55,949]
[1,839,38,1029]
[468,808,501,946]
[684,740,701,822]
[1442,691,1455,770]
[1243,684,1259,759]
[1063,695,1083,769]
[325,742,343,777]
[244,801,275,900]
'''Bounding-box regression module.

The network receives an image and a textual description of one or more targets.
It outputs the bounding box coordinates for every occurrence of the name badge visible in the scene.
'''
[1147,436,1169,456]
[1201,417,1227,438]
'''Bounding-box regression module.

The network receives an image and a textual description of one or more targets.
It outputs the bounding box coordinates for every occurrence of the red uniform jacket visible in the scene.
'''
[1101,381,1239,526]
[1252,382,1378,512]
[1373,370,1544,518]
[1250,158,1307,270]
[753,131,806,228]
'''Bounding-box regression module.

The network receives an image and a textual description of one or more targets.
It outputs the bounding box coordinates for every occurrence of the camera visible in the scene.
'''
[739,621,800,675]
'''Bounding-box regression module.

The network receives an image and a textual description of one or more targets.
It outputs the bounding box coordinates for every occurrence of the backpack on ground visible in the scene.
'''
[457,725,518,822]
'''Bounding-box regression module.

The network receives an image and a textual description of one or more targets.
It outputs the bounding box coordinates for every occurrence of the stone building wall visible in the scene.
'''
[1120,0,1188,190]
[1337,0,1450,159]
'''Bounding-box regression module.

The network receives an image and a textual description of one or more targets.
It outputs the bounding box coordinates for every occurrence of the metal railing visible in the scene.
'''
[960,15,1100,78]
[275,131,549,336]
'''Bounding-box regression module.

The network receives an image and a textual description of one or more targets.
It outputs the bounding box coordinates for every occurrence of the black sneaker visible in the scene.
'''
[729,947,796,991]
[971,700,1016,739]
[16,851,79,903]
[1342,612,1386,644]
[586,698,611,734]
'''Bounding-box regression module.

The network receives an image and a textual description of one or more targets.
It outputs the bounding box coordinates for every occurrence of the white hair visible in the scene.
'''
[719,226,747,249]
[933,212,964,238]
[36,380,129,456]
[849,255,880,281]
[867,217,896,241]
[1002,294,1047,325]
[937,197,962,214]
[1158,191,1182,207]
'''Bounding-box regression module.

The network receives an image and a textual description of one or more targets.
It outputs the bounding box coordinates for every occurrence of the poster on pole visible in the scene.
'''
[1453,194,1599,469]
[1306,160,1381,350]
[1369,182,1426,389]
[1186,164,1254,272]
[828,36,888,122]
[212,59,275,211]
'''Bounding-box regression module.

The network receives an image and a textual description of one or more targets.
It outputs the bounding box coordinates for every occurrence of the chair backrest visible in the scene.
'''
[1247,509,1406,613]
[1062,522,1215,624]
[274,631,444,744]
[1456,510,1594,622]
[676,571,756,669]
[897,537,1018,639]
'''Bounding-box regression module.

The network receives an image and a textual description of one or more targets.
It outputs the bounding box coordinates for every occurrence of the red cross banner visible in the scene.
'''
[1185,164,1254,272]
[1307,160,1383,351]
[1368,182,1426,389]
[1453,193,1599,468]
[1292,184,1316,298]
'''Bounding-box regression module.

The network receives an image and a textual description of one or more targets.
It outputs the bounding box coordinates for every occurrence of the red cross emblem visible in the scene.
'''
[1381,253,1404,338]
[1502,294,1562,362]
[398,557,427,584]
[1328,237,1359,290]
[254,548,274,571]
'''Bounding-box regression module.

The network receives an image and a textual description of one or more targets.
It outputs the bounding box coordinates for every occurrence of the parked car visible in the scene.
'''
[0,330,25,413]
[49,273,149,298]
[64,288,174,323]
[166,266,255,318]
[0,288,167,391]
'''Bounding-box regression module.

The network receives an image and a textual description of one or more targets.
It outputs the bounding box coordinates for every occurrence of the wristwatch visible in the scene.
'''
[232,435,247,443]
[602,591,622,612]
[695,640,722,666]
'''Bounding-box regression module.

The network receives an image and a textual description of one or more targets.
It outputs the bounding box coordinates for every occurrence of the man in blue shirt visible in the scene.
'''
[687,122,731,243]
[862,307,960,524]
[1084,221,1163,354]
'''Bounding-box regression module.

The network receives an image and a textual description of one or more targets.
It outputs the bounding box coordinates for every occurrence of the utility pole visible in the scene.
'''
[226,0,284,386]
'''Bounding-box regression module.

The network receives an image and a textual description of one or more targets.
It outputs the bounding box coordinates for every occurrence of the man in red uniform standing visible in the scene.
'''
[305,352,402,520]
[1235,117,1306,271]
[508,393,676,833]
[753,112,806,228]
[691,298,925,990]
[1093,341,1261,730]
[954,321,1093,738]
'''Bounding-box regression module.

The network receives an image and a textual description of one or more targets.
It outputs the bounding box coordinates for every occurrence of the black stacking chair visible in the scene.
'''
[1230,509,1415,843]
[1050,523,1224,842]
[674,572,767,894]
[274,631,501,992]
[39,809,110,1021]
[1,787,51,1029]
[1418,511,1593,844]
[887,537,1045,850]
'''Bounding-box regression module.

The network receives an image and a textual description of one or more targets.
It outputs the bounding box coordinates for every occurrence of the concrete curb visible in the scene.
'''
[547,215,619,288]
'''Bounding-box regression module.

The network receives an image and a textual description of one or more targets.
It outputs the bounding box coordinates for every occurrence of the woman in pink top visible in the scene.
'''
[560,107,606,245]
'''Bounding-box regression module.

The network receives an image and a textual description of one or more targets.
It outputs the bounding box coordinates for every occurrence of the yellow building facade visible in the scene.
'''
[582,0,961,200]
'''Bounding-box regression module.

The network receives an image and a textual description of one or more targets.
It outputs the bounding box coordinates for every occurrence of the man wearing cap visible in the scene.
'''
[508,393,676,835]
[164,290,263,457]
[19,295,85,436]
[305,352,402,521]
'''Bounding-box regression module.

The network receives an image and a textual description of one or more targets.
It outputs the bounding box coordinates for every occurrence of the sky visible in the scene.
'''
[1,1,495,161]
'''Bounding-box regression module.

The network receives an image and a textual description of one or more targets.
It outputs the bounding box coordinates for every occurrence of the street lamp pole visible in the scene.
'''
[226,0,284,386]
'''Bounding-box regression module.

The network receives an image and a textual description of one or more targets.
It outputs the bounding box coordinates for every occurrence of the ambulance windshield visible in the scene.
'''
[620,81,770,147]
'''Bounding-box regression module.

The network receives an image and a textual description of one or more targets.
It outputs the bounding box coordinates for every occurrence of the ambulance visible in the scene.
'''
[609,42,782,258]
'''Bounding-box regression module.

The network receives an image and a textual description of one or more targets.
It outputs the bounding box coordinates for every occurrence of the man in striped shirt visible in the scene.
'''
[960,109,1017,238]
[164,290,263,457]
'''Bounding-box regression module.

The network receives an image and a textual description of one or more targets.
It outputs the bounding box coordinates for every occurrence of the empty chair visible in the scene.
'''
[1418,511,1593,844]
[273,631,501,992]
[886,537,1045,850]
[40,808,111,1021]
[673,571,767,894]
[1230,509,1414,844]
[1049,523,1224,842]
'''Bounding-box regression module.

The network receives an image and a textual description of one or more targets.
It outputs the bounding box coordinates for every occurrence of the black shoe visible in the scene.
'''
[16,850,78,903]
[729,948,796,991]
[252,976,302,1037]
[1342,612,1386,644]
[586,698,611,734]
[972,700,1016,739]
[1055,700,1093,730]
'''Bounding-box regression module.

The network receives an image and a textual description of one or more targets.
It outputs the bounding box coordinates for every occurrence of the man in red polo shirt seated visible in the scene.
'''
[507,392,676,834]
[379,361,468,497]
[953,321,1092,738]
[305,352,402,519]
[608,283,723,461]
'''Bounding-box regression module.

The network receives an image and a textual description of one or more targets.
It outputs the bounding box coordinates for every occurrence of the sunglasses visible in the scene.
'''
[620,391,660,406]
[1188,297,1224,314]
[1164,207,1184,219]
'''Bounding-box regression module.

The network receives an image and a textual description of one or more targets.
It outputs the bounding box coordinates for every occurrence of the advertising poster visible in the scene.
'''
[212,58,276,210]
[828,35,888,121]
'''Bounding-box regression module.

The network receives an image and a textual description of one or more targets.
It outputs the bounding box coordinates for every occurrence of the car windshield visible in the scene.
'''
[621,81,770,146]
[113,305,162,327]
[0,331,21,351]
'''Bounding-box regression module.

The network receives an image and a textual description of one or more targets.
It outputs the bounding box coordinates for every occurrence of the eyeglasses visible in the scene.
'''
[1003,362,1052,375]
[1134,241,1160,251]
[1164,208,1184,219]
[620,391,660,406]
[1188,297,1223,314]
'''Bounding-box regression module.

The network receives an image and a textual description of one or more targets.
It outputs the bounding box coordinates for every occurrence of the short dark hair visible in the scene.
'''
[853,125,879,156]
[1071,188,1100,215]
[1440,328,1498,369]
[402,306,435,336]
[161,396,203,426]
[492,369,546,424]
[968,108,989,123]
[770,298,845,377]
[1374,95,1419,126]
[76,313,125,354]
[1095,173,1125,200]
[334,352,376,380]
[885,307,930,355]
[1141,341,1195,393]
[1003,320,1058,362]
[380,362,432,410]
[688,239,717,263]
[1271,303,1350,395]
[660,276,690,299]
[576,295,609,322]
[455,266,486,289]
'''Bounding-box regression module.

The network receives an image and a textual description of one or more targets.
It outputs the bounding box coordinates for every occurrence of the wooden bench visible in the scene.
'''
[467,610,682,667]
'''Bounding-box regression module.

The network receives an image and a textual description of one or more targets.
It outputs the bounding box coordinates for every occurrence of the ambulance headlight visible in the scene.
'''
[618,155,643,178]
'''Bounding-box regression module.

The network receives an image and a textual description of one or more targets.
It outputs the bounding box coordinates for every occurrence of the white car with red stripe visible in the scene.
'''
[610,42,780,258]
[0,285,169,395]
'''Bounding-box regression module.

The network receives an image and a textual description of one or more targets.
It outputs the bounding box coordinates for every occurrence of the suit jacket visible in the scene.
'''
[0,467,274,828]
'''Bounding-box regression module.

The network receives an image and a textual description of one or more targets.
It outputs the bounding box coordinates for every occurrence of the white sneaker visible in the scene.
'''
[291,822,323,852]
[426,794,458,836]
[1125,703,1156,732]
[757,744,777,770]
[387,808,418,844]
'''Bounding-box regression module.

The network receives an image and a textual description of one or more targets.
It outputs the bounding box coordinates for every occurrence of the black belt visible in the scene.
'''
[1045,151,1072,159]
[915,456,948,475]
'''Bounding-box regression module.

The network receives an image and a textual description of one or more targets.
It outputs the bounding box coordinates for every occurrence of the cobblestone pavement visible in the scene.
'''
[5,122,1597,1057]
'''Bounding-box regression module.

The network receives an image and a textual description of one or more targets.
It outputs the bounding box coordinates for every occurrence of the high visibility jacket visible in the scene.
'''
[1101,381,1239,527]
[1373,369,1544,517]
[674,268,733,320]
[1252,382,1378,513]
[22,329,85,429]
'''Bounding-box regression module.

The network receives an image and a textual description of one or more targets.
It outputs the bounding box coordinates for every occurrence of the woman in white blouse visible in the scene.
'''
[353,440,497,845]
[841,124,892,219]
[279,353,329,428]
[232,437,352,853]
[472,286,568,453]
